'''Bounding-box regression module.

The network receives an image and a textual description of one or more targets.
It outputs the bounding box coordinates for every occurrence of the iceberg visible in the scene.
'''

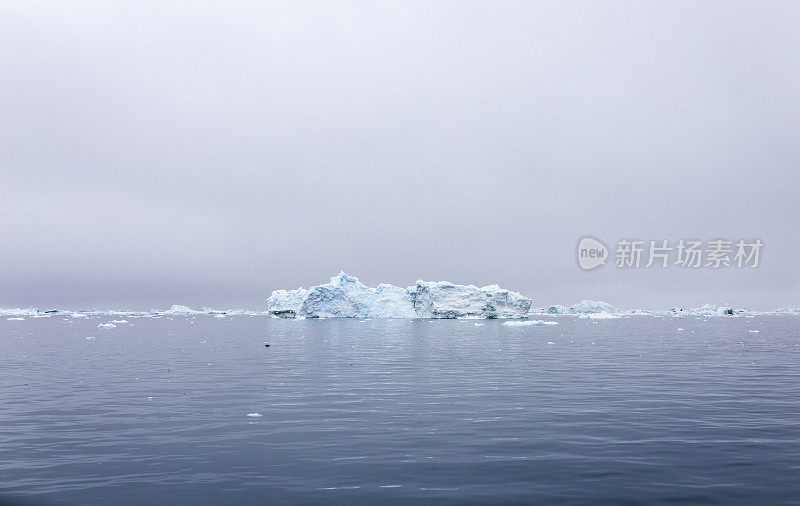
[530,300,619,316]
[268,272,532,319]
[371,284,419,318]
[417,282,532,319]
[667,304,741,317]
[267,288,309,318]
[568,300,619,314]
[163,305,202,316]
[298,273,405,318]
[410,281,490,319]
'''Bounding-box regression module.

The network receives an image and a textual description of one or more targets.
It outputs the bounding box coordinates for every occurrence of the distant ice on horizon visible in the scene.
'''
[0,289,797,321]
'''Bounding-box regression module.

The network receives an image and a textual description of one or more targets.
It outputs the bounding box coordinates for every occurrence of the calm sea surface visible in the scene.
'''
[2,315,799,504]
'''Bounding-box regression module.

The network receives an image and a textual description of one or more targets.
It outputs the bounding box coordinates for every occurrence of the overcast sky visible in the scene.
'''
[1,1,798,310]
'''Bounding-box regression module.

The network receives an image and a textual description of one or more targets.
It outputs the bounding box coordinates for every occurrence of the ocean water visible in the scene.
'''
[2,315,799,505]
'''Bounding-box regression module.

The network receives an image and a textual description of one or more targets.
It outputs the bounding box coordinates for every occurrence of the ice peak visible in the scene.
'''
[330,271,360,284]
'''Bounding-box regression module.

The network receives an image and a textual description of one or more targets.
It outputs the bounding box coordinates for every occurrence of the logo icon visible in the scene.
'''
[578,236,608,270]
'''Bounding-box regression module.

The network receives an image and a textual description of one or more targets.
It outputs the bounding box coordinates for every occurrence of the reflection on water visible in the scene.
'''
[1,316,799,504]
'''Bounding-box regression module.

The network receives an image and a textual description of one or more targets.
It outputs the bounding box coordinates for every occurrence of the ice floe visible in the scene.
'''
[526,300,781,318]
[502,320,558,327]
[667,304,738,317]
[0,308,38,317]
[579,312,620,319]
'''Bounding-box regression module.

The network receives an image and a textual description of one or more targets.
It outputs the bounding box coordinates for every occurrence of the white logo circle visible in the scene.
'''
[577,237,608,270]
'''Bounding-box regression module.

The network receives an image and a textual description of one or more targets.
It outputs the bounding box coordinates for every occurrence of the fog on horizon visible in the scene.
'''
[1,1,798,311]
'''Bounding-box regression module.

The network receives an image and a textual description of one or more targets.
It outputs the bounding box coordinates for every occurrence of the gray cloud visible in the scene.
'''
[1,1,798,310]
